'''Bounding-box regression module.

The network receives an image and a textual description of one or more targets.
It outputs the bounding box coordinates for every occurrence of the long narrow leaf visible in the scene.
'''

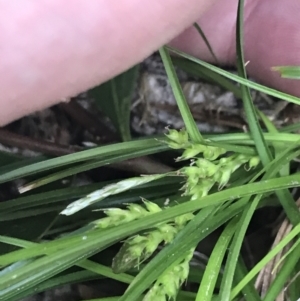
[196,217,238,301]
[167,46,300,105]
[231,224,300,299]
[236,0,272,165]
[0,138,168,184]
[159,47,203,143]
[2,173,300,267]
[90,65,139,141]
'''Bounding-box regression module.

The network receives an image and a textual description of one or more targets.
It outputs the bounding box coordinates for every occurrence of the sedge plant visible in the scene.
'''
[1,1,300,301]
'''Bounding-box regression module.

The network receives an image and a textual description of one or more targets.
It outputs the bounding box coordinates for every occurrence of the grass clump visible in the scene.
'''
[1,1,300,300]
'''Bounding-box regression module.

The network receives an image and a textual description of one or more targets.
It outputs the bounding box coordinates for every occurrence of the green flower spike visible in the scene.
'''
[177,144,206,161]
[143,248,194,301]
[195,158,218,178]
[143,200,162,213]
[202,145,226,160]
[181,166,201,188]
[174,213,195,228]
[248,156,260,169]
[215,168,232,190]
[143,284,167,301]
[187,179,215,201]
[112,224,178,273]
[165,129,190,149]
[94,201,161,229]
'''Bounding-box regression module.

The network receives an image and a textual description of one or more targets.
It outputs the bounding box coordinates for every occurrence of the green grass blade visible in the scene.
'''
[159,46,203,143]
[196,217,238,301]
[173,57,242,98]
[262,242,300,301]
[0,138,168,184]
[19,145,167,193]
[90,65,139,141]
[219,196,261,301]
[2,173,300,266]
[235,258,262,301]
[119,206,220,301]
[280,122,300,133]
[235,0,300,226]
[5,271,100,301]
[0,242,105,299]
[256,109,277,134]
[235,0,272,166]
[0,235,133,284]
[167,46,300,105]
[0,177,180,214]
[272,66,300,79]
[230,224,300,299]
[205,132,300,145]
[193,22,219,64]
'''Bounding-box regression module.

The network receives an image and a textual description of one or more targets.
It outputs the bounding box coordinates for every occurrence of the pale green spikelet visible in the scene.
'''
[93,200,162,229]
[112,223,179,273]
[179,151,260,200]
[177,144,207,161]
[165,128,190,149]
[248,156,260,169]
[143,248,194,301]
[165,129,226,161]
[174,213,195,228]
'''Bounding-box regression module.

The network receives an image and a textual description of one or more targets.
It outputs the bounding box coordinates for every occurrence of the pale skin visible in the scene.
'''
[1,0,300,126]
